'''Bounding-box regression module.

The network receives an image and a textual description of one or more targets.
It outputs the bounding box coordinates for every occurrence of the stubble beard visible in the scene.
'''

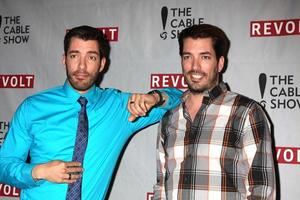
[66,69,99,93]
[184,70,219,94]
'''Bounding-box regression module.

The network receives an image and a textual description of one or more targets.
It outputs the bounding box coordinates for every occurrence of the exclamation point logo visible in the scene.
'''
[259,73,267,107]
[0,15,2,42]
[160,6,168,40]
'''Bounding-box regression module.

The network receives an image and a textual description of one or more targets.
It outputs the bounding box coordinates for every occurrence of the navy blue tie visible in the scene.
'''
[66,96,88,200]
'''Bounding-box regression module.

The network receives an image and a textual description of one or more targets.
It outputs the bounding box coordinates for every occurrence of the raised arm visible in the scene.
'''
[127,88,182,122]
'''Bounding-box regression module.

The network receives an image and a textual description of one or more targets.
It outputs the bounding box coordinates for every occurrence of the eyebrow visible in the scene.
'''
[87,51,100,55]
[182,51,212,55]
[199,51,212,55]
[67,50,99,55]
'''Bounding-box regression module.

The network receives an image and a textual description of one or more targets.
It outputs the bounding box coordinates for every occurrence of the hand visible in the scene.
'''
[127,93,160,122]
[32,160,83,184]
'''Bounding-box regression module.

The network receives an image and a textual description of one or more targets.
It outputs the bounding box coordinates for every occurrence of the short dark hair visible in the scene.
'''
[178,24,230,61]
[64,25,110,60]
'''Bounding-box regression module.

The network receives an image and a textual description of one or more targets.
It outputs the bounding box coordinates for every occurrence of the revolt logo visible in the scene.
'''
[159,6,204,40]
[0,184,20,197]
[250,18,300,37]
[150,74,187,89]
[276,147,300,164]
[146,192,154,200]
[97,27,118,42]
[67,27,119,42]
[0,74,34,88]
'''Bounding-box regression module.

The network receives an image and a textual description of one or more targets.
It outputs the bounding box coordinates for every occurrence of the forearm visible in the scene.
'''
[127,88,182,130]
[245,107,276,199]
[246,147,276,199]
[0,158,41,189]
[154,126,167,200]
[0,100,40,188]
[132,88,182,122]
[0,130,40,188]
[247,160,276,199]
[154,181,166,200]
[154,164,167,200]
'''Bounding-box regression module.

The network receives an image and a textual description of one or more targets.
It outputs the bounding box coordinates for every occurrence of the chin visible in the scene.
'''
[189,88,206,93]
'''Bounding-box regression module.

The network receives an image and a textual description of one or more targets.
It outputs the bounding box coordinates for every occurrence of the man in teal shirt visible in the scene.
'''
[0,25,182,199]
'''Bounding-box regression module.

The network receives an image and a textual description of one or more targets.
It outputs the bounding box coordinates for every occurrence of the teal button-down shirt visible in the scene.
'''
[0,81,182,200]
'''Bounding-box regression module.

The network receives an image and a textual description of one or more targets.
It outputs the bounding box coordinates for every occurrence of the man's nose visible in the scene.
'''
[191,58,201,70]
[78,56,87,70]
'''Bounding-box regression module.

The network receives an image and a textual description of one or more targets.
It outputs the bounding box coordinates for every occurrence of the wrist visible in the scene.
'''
[32,164,45,180]
[148,90,165,106]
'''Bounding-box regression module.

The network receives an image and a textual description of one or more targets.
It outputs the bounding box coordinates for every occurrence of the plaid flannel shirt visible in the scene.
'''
[154,82,276,200]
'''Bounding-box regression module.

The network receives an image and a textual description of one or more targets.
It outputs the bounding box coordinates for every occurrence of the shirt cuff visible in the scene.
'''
[22,164,45,187]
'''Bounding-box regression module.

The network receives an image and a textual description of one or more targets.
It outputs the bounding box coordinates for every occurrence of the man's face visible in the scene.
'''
[63,37,106,94]
[181,37,224,93]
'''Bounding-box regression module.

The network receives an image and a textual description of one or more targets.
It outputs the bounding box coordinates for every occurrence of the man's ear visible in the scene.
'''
[62,54,66,66]
[218,56,225,72]
[99,57,106,72]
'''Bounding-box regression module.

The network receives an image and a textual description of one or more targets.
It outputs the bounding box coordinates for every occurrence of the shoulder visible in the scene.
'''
[96,87,131,107]
[98,87,130,99]
[16,86,64,111]
[27,85,63,101]
[226,91,268,123]
[225,90,261,110]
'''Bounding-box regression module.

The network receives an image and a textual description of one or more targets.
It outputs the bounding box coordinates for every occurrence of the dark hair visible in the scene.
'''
[64,25,110,60]
[178,24,230,61]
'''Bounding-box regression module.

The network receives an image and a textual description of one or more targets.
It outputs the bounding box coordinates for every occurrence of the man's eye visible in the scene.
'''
[69,54,77,59]
[182,55,191,60]
[88,56,97,61]
[202,55,210,60]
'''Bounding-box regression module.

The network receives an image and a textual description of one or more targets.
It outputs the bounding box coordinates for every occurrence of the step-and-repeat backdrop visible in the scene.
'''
[0,0,299,199]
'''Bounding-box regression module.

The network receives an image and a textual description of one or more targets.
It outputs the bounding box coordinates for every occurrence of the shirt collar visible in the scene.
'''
[182,81,228,102]
[63,80,97,106]
[207,81,228,100]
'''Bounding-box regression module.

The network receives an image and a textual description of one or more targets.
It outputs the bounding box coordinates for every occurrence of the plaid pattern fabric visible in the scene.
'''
[154,82,276,200]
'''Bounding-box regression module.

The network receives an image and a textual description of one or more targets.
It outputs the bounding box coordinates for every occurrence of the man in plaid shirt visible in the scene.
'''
[154,24,276,200]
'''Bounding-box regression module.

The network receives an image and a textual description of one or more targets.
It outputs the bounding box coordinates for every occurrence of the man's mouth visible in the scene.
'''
[74,72,89,80]
[191,74,202,79]
[190,73,204,82]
